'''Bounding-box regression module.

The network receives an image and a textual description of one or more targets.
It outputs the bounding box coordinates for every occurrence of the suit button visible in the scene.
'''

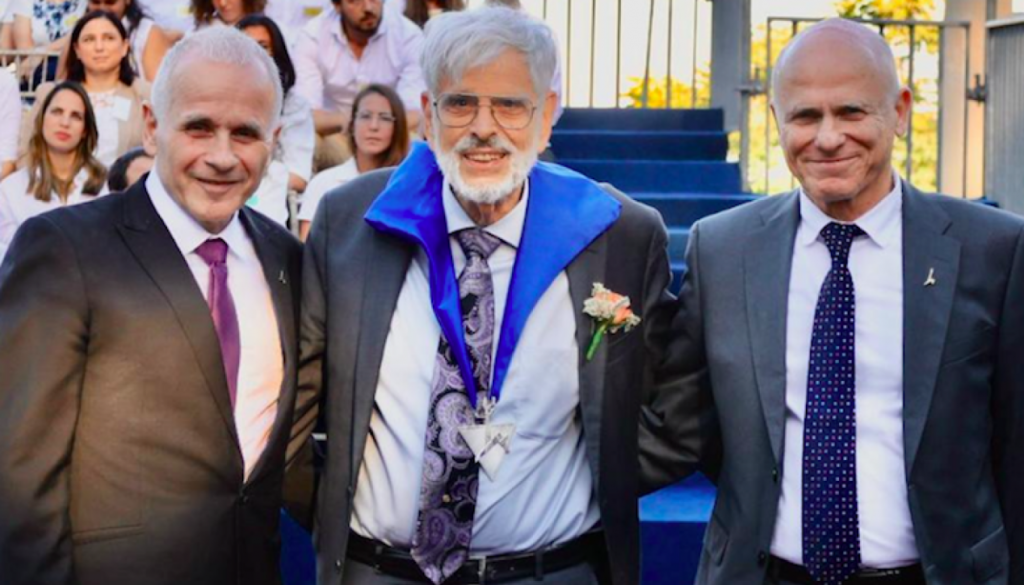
[442,494,452,504]
[334,559,342,572]
[240,494,249,505]
[758,551,767,566]
[772,467,779,483]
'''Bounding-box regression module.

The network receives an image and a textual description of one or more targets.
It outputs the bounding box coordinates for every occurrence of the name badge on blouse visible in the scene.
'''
[458,397,515,481]
[112,97,132,122]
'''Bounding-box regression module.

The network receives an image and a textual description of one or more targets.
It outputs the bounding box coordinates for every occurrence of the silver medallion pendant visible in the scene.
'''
[458,397,515,481]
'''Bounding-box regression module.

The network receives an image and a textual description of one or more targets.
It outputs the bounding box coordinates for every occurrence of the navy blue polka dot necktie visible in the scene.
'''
[803,221,865,585]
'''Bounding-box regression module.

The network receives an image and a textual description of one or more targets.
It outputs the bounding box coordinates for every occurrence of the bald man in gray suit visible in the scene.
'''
[643,19,1024,585]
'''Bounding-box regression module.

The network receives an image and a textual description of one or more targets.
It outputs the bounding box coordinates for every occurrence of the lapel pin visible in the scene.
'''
[278,270,287,285]
[924,268,936,287]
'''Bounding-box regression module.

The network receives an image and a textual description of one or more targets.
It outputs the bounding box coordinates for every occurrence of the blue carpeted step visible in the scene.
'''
[561,160,742,194]
[635,193,759,226]
[556,107,724,132]
[550,130,728,161]
[640,474,715,585]
[668,227,690,261]
[671,261,687,293]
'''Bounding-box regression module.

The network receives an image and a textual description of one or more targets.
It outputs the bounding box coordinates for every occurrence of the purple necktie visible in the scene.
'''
[411,228,502,584]
[803,222,864,585]
[195,238,240,407]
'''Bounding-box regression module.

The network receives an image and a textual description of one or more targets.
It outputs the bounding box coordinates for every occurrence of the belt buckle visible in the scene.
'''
[477,556,488,585]
[859,567,903,579]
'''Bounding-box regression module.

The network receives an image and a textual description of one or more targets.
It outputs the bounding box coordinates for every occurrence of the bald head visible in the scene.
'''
[772,18,901,108]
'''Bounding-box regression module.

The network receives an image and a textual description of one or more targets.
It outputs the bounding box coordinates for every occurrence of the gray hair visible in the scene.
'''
[421,6,556,99]
[150,27,283,129]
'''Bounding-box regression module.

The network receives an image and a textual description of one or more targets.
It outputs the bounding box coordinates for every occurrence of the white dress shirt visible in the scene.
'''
[292,7,425,114]
[351,179,600,554]
[0,167,103,262]
[0,68,19,165]
[771,173,919,568]
[297,158,359,223]
[146,170,284,481]
[248,92,315,226]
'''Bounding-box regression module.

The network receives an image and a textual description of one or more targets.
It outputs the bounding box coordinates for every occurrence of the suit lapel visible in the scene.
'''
[116,182,241,451]
[350,232,414,480]
[566,234,608,483]
[900,185,959,474]
[744,192,800,463]
[239,210,297,484]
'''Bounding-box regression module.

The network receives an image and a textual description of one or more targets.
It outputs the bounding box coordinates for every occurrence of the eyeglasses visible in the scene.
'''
[355,111,396,125]
[433,93,536,130]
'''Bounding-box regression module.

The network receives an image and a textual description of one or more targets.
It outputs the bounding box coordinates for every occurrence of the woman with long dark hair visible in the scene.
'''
[238,13,314,227]
[25,10,148,166]
[0,80,106,261]
[86,0,172,81]
[297,83,410,240]
[404,0,464,28]
[193,0,265,28]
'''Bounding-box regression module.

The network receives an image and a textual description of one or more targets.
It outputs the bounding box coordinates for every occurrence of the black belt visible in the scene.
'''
[768,556,925,585]
[346,530,604,584]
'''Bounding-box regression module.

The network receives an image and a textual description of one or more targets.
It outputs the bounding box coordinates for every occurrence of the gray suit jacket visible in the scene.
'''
[643,183,1024,585]
[0,181,304,585]
[292,168,693,585]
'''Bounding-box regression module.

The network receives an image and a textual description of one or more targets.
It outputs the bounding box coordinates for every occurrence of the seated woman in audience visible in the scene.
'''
[403,0,463,28]
[238,13,313,226]
[11,0,87,83]
[0,66,20,180]
[0,80,105,261]
[25,11,148,167]
[192,0,265,29]
[298,83,409,240]
[87,0,172,81]
[105,145,150,191]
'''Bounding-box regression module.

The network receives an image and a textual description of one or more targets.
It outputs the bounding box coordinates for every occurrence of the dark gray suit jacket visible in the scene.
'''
[0,181,303,585]
[643,183,1024,585]
[292,168,694,585]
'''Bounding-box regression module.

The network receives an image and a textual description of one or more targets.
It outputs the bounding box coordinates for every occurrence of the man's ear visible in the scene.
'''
[142,101,158,156]
[536,90,557,153]
[893,86,913,138]
[421,91,434,145]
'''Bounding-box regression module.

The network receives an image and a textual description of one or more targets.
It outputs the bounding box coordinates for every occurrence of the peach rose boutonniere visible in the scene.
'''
[583,283,641,361]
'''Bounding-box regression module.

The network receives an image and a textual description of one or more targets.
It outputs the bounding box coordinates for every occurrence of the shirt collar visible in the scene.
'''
[330,8,388,45]
[797,169,903,249]
[441,177,528,250]
[145,166,249,259]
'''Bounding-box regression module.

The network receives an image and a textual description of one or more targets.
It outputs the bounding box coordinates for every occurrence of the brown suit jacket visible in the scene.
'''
[0,180,303,585]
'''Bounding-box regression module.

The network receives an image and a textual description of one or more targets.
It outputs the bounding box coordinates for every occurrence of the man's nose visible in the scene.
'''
[204,133,240,171]
[815,116,846,152]
[469,103,500,138]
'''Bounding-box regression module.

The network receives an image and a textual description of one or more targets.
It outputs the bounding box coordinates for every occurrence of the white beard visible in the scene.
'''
[433,127,539,206]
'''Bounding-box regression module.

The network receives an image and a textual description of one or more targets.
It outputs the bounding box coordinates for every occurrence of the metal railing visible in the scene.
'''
[0,49,63,100]
[984,15,1024,215]
[745,16,975,196]
[524,0,713,109]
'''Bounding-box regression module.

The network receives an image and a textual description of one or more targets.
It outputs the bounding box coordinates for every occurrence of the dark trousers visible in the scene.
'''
[341,559,600,585]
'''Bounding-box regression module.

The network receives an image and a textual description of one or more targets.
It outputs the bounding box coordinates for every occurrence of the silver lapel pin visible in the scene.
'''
[278,270,287,285]
[923,267,937,287]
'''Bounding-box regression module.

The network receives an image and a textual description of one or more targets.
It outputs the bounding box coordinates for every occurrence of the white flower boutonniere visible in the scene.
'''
[582,283,641,361]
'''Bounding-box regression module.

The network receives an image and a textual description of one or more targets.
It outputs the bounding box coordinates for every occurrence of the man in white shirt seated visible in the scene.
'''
[292,0,425,169]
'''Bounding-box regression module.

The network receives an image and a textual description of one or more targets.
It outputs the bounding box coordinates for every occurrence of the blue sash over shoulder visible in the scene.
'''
[365,141,621,407]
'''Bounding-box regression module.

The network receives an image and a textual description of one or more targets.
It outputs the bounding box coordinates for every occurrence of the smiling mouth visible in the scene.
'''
[462,152,508,163]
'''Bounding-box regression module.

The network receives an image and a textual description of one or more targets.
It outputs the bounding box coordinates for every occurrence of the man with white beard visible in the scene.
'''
[291,6,701,585]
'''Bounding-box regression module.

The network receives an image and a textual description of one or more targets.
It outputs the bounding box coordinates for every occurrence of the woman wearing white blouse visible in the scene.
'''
[87,0,172,81]
[0,80,106,262]
[239,14,314,227]
[24,11,148,167]
[297,83,410,240]
[0,67,20,180]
